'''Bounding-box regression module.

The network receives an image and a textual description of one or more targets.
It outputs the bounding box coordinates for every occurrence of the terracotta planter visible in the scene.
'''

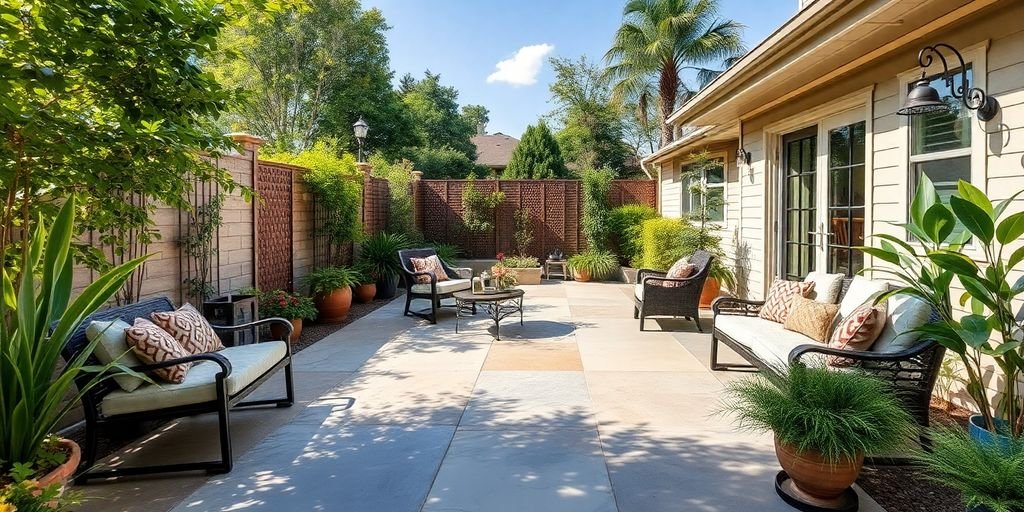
[36,438,81,498]
[354,283,377,303]
[574,269,592,282]
[511,267,542,285]
[314,287,352,323]
[699,276,721,308]
[775,437,864,507]
[270,318,303,343]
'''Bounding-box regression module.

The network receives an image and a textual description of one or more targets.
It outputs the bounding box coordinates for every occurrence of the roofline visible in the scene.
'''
[640,126,716,165]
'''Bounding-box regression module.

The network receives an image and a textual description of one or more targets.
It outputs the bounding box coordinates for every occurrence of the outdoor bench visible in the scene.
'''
[61,296,294,483]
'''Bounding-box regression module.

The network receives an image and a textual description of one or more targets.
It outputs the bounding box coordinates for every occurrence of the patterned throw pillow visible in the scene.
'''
[410,255,449,284]
[661,258,697,288]
[783,296,840,343]
[125,318,192,384]
[759,279,816,324]
[151,303,225,355]
[828,301,887,366]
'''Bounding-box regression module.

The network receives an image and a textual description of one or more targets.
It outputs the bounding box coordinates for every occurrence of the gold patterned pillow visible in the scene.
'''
[125,318,192,384]
[410,255,449,284]
[783,296,840,342]
[759,279,816,324]
[151,303,224,355]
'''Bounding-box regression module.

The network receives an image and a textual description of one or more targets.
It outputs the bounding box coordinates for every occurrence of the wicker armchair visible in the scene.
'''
[398,248,473,324]
[633,250,714,331]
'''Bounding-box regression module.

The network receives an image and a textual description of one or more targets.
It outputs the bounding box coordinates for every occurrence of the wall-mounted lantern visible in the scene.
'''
[897,43,999,122]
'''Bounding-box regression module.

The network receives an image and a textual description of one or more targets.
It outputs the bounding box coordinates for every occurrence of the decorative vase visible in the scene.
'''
[376,275,399,299]
[774,437,863,507]
[354,283,377,303]
[575,269,592,282]
[700,277,721,308]
[270,318,303,343]
[968,414,1013,453]
[314,287,352,323]
[37,438,81,497]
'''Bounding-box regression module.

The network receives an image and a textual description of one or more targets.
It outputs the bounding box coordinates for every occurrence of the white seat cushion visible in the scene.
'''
[715,315,825,367]
[634,283,644,300]
[101,341,288,417]
[410,278,471,295]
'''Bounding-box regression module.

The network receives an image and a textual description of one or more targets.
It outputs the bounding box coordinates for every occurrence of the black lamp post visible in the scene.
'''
[353,116,369,162]
[897,43,999,121]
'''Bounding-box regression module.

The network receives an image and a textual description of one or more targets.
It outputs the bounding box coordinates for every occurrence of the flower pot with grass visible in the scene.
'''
[359,232,412,299]
[500,254,541,285]
[259,290,317,343]
[304,266,360,322]
[724,365,915,509]
[568,250,619,282]
[0,198,148,503]
[919,427,1024,512]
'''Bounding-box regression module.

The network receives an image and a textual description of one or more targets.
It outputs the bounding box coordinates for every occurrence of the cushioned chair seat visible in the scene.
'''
[409,278,471,295]
[714,315,823,367]
[634,283,644,300]
[101,341,288,417]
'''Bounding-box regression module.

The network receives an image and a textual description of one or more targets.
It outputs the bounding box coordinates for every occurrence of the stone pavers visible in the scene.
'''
[76,281,885,512]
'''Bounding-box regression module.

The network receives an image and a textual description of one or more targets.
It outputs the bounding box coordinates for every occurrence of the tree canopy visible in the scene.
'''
[461,104,490,135]
[400,71,477,159]
[503,122,568,179]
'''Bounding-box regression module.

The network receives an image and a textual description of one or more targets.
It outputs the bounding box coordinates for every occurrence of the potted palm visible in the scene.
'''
[724,365,915,509]
[304,266,360,323]
[568,250,619,282]
[258,290,317,343]
[358,232,411,299]
[1,198,148,502]
[919,427,1024,512]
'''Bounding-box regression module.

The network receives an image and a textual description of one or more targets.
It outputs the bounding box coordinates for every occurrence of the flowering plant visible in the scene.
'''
[496,251,505,261]
[258,290,318,320]
[490,263,518,290]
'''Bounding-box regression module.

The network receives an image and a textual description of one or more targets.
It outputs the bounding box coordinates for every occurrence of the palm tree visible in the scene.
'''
[604,0,744,147]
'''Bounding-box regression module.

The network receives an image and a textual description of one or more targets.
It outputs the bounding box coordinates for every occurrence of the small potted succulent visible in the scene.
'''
[500,253,541,285]
[303,266,360,322]
[258,290,317,343]
[352,264,377,304]
[919,427,1024,512]
[568,250,619,282]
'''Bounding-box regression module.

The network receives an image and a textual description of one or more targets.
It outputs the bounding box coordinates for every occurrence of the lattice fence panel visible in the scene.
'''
[255,163,294,291]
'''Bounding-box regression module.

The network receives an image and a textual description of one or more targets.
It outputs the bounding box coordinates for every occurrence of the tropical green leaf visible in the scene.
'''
[956,179,992,216]
[996,211,1024,245]
[949,195,994,244]
[859,246,900,265]
[992,189,1024,220]
[960,275,998,310]
[910,174,940,229]
[958,314,992,348]
[922,203,956,243]
[927,251,979,276]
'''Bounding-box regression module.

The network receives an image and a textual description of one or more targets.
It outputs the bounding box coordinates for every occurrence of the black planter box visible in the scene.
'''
[203,294,258,346]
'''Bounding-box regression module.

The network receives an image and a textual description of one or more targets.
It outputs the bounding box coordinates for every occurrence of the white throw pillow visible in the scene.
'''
[872,294,933,353]
[837,276,890,320]
[87,319,145,392]
[803,272,845,304]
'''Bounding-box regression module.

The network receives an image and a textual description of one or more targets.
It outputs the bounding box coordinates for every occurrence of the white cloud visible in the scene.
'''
[486,43,554,86]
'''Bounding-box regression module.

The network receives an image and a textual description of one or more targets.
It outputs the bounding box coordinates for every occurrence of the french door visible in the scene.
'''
[780,110,866,279]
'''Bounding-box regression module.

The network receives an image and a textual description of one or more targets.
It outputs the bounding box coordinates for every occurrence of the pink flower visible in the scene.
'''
[496,252,505,261]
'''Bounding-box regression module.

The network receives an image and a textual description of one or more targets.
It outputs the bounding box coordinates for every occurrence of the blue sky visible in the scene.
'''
[363,0,798,138]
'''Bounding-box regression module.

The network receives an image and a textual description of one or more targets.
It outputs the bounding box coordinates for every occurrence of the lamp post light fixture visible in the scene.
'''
[353,116,369,162]
[897,43,999,122]
[736,148,751,168]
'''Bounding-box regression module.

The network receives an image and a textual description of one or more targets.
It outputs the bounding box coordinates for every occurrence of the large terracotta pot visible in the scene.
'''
[574,269,592,282]
[354,283,377,303]
[36,438,81,498]
[775,437,864,507]
[270,318,303,344]
[699,276,721,308]
[314,287,352,323]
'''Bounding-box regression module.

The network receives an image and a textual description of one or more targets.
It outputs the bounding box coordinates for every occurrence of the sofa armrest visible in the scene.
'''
[788,340,938,365]
[711,297,765,317]
[131,352,232,377]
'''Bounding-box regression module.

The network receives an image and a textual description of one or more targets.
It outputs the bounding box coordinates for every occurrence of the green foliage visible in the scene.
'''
[609,204,658,266]
[461,175,505,233]
[503,255,540,268]
[568,250,620,281]
[407,146,485,179]
[258,290,318,321]
[679,150,734,289]
[461,104,490,135]
[639,217,688,270]
[919,427,1024,512]
[604,0,744,145]
[503,121,569,179]
[358,232,412,279]
[2,470,81,511]
[513,208,535,257]
[401,71,477,159]
[180,194,224,301]
[723,366,916,464]
[430,242,461,267]
[369,154,420,238]
[581,169,615,251]
[303,266,360,294]
[0,198,149,474]
[859,175,1024,437]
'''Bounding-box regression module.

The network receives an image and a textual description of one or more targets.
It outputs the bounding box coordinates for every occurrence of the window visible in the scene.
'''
[680,158,725,222]
[909,66,973,243]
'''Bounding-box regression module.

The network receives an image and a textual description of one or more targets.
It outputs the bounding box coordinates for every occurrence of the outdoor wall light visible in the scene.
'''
[736,148,751,167]
[897,43,999,121]
[353,116,369,162]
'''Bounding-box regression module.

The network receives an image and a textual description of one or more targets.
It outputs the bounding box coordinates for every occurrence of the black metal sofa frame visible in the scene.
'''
[61,296,295,483]
[634,250,714,332]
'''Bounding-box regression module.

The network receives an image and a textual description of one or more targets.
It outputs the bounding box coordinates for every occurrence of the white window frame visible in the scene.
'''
[679,152,728,225]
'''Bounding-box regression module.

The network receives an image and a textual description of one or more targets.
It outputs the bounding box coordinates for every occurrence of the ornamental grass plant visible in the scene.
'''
[568,250,620,281]
[920,427,1024,512]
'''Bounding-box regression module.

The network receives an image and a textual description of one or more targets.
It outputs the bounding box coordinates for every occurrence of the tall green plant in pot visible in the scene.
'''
[681,150,735,306]
[358,232,412,299]
[303,266,360,323]
[1,197,149,494]
[860,175,1024,440]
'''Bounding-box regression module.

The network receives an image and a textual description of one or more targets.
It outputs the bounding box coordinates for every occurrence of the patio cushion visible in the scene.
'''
[837,276,889,320]
[758,279,815,324]
[100,341,288,417]
[715,314,824,367]
[803,272,844,304]
[783,296,839,343]
[634,283,644,300]
[151,303,225,355]
[662,259,696,288]
[411,255,449,283]
[126,318,193,384]
[410,278,471,295]
[87,319,145,393]
[872,294,932,353]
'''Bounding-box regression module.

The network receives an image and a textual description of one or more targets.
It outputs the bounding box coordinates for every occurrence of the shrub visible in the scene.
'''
[407,145,486,179]
[568,250,619,280]
[503,121,568,179]
[358,232,413,280]
[513,208,534,257]
[919,427,1024,512]
[431,242,461,266]
[581,168,615,251]
[462,174,505,232]
[258,290,318,321]
[303,266,361,294]
[639,217,688,270]
[369,153,419,239]
[609,204,657,266]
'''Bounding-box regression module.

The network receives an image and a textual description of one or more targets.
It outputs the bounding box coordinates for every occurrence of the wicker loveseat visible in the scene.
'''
[398,248,474,324]
[633,250,714,331]
[62,297,295,483]
[710,276,945,428]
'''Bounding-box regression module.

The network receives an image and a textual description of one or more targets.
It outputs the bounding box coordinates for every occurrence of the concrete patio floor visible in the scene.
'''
[75,281,884,512]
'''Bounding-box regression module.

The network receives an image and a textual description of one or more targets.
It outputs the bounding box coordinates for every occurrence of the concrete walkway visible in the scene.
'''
[76,281,883,512]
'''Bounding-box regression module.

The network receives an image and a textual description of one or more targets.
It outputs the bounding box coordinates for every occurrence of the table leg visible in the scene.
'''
[455,298,461,333]
[519,297,523,325]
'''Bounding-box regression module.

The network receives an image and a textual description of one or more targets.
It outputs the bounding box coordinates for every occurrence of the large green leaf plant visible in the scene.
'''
[860,175,1024,437]
[0,197,148,475]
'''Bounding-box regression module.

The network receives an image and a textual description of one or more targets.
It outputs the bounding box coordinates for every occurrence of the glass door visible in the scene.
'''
[781,127,817,281]
[824,118,866,277]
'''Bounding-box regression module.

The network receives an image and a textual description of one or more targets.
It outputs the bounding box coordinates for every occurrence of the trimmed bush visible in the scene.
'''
[639,217,688,270]
[609,204,657,267]
[581,168,615,251]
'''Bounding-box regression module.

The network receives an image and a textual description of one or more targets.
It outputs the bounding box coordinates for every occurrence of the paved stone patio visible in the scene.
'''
[76,281,884,512]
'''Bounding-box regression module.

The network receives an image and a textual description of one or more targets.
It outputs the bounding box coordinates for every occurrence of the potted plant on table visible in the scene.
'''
[258,290,317,343]
[1,198,148,503]
[568,250,619,282]
[918,427,1024,512]
[489,259,519,290]
[304,266,360,323]
[724,365,915,509]
[358,232,411,299]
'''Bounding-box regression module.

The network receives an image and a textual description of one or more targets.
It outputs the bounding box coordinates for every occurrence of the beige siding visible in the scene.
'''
[659,166,681,219]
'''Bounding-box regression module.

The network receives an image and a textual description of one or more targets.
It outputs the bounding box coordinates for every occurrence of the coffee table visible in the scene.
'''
[453,289,525,341]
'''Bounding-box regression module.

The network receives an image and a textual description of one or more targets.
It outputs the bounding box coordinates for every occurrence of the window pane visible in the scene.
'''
[911,67,972,155]
[707,187,724,222]
[830,170,849,208]
[829,125,851,168]
[914,156,971,242]
[851,165,865,206]
[705,162,725,184]
[852,122,866,165]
